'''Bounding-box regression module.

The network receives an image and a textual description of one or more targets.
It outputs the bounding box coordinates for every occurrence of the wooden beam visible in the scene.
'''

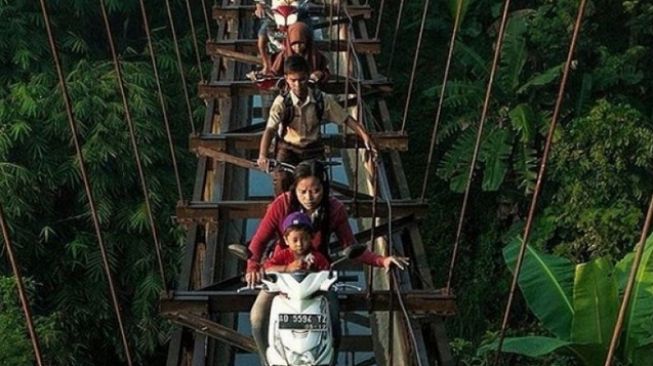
[207,39,381,56]
[162,290,457,316]
[198,78,392,99]
[175,199,429,224]
[212,4,372,20]
[163,311,257,353]
[165,310,374,352]
[206,45,261,65]
[189,131,408,152]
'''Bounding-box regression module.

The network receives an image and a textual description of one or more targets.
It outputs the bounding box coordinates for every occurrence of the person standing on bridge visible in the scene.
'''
[268,21,330,84]
[246,160,408,365]
[257,55,377,195]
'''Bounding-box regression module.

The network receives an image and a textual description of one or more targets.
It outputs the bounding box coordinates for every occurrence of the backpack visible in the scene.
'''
[276,86,325,142]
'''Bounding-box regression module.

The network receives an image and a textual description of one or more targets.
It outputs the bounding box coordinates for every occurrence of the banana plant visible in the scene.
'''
[434,10,563,194]
[479,234,653,365]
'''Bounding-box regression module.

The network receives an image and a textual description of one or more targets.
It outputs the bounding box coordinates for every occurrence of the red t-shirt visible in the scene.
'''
[263,248,330,271]
[247,192,384,271]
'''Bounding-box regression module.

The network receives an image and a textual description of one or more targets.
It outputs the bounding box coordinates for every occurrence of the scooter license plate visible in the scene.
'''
[278,314,328,330]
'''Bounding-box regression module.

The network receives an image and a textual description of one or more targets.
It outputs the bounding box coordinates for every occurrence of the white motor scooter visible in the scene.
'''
[231,244,365,366]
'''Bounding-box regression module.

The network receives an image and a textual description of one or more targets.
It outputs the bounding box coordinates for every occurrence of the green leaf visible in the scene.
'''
[509,104,536,143]
[623,237,653,363]
[479,128,511,191]
[504,238,575,339]
[517,64,563,94]
[478,336,571,358]
[571,257,618,350]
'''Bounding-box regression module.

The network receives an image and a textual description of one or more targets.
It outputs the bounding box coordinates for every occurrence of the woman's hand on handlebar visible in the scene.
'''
[382,256,410,273]
[245,270,261,288]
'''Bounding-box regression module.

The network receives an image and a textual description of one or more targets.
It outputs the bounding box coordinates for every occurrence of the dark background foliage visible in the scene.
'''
[1,0,653,364]
[374,0,653,363]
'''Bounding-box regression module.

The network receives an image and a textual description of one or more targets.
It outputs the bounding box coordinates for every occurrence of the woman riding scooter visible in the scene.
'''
[246,160,409,365]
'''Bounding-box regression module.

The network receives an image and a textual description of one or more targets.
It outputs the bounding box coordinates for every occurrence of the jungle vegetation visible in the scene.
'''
[0,0,652,365]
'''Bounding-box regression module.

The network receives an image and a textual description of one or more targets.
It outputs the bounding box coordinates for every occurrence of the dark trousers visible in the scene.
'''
[272,140,324,195]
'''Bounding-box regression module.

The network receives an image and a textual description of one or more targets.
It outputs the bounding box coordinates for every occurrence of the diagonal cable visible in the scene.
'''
[445,0,513,293]
[420,0,465,200]
[494,0,588,361]
[385,0,406,75]
[399,0,431,132]
[200,0,212,41]
[163,0,197,134]
[138,0,184,202]
[604,193,653,366]
[38,1,134,363]
[183,0,206,81]
[99,0,168,290]
[0,203,45,366]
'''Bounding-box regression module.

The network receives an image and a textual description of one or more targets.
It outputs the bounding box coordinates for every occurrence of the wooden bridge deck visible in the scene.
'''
[164,1,455,365]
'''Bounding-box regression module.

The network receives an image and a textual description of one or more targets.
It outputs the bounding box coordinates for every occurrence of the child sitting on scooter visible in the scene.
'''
[264,211,330,272]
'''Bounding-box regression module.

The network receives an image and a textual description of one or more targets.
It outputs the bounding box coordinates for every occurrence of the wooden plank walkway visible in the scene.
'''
[164,0,456,365]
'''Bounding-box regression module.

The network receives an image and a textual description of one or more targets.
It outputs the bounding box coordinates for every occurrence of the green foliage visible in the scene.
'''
[1,0,203,364]
[545,100,653,260]
[385,0,653,364]
[504,237,575,340]
[0,277,34,365]
[494,239,653,365]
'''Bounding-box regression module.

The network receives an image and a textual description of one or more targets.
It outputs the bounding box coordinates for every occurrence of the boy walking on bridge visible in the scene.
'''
[257,55,377,195]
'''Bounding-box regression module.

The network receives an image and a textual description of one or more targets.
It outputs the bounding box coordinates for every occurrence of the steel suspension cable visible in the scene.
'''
[385,0,406,75]
[494,0,587,361]
[419,0,465,200]
[183,0,206,81]
[200,0,212,40]
[163,0,197,134]
[99,0,168,290]
[0,203,44,366]
[38,1,134,363]
[399,0,430,132]
[604,194,653,366]
[137,0,184,203]
[445,0,513,293]
[374,0,385,40]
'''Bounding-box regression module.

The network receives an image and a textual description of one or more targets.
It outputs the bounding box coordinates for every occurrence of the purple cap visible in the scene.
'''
[282,212,313,233]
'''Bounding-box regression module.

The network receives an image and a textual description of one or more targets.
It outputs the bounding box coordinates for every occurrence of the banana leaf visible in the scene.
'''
[477,336,571,357]
[571,257,618,351]
[622,238,653,363]
[504,238,575,339]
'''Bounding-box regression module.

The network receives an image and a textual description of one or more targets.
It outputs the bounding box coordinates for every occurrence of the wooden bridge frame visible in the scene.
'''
[164,1,456,365]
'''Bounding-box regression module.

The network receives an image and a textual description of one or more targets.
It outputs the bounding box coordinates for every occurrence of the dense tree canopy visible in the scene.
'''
[1,0,653,364]
[1,0,206,364]
[380,0,653,364]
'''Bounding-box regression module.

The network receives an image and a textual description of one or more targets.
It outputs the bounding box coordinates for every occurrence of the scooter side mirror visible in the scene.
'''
[228,244,252,261]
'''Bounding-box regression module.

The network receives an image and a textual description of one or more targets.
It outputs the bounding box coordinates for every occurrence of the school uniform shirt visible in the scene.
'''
[263,248,330,271]
[246,192,384,272]
[266,90,349,147]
